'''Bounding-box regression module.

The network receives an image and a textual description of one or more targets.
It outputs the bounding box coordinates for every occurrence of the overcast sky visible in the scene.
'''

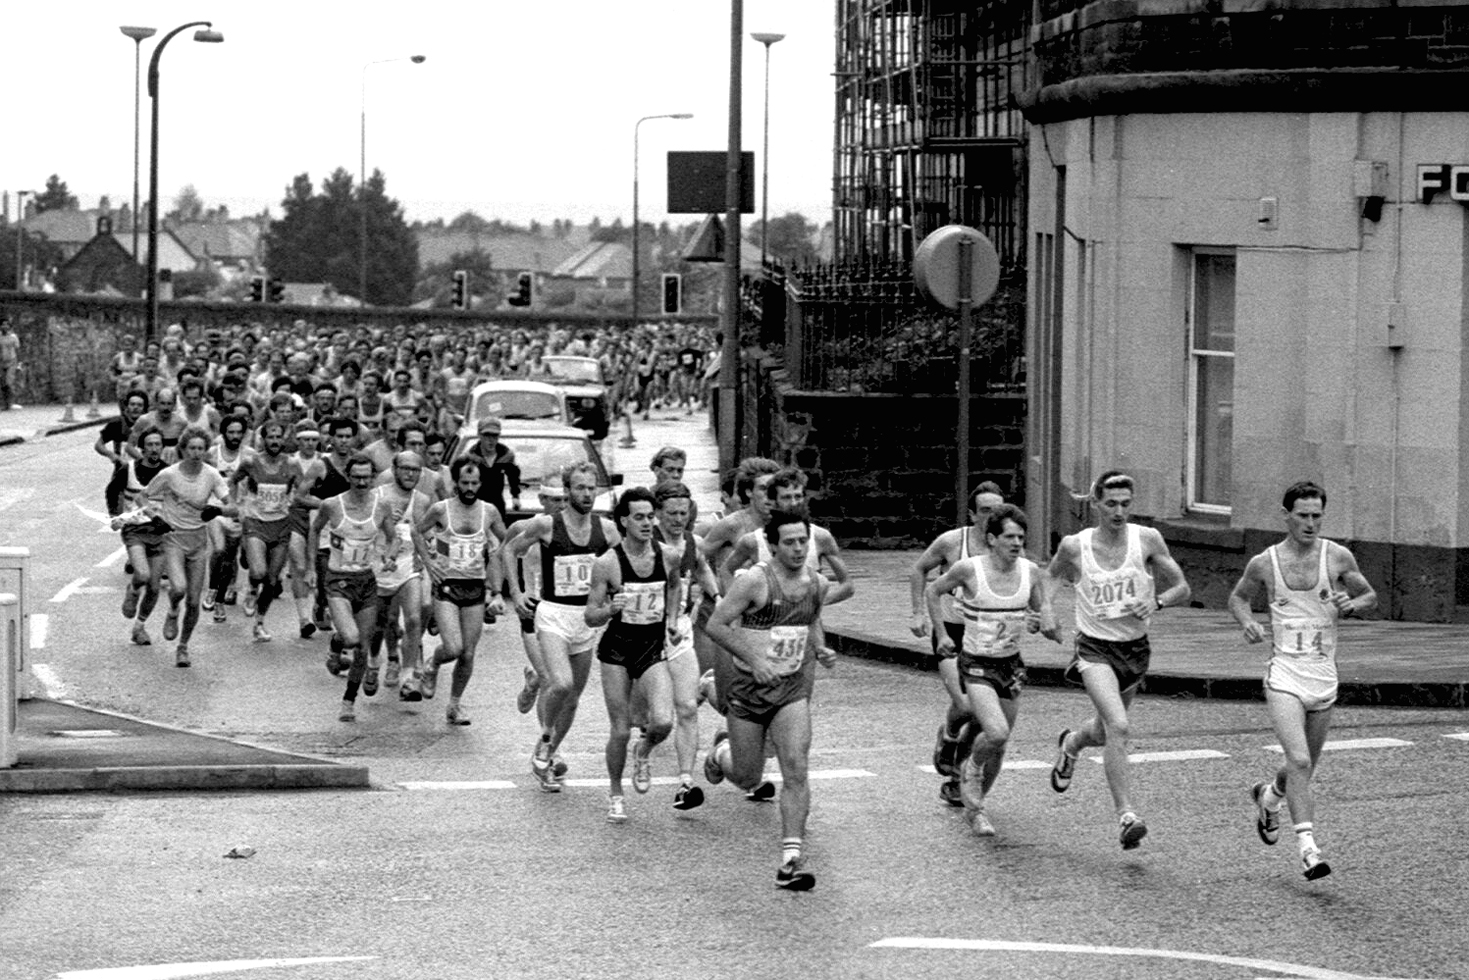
[2,0,835,229]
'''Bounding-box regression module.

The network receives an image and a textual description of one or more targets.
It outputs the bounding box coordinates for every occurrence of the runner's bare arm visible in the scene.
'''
[1025,558,1061,641]
[925,561,973,656]
[705,573,776,683]
[1227,553,1270,643]
[1329,543,1376,617]
[583,551,621,628]
[720,532,758,582]
[909,530,955,637]
[815,527,854,604]
[1141,527,1191,612]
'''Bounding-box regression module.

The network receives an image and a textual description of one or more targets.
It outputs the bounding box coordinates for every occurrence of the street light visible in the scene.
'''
[119,25,157,273]
[360,54,426,307]
[146,21,223,340]
[14,190,30,291]
[750,32,784,271]
[632,112,693,325]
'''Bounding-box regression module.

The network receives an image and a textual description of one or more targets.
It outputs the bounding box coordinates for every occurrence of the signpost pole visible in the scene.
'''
[955,238,973,528]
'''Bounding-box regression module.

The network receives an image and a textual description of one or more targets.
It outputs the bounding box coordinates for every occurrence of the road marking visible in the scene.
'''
[29,612,47,649]
[96,547,127,568]
[1266,737,1412,753]
[1443,733,1469,742]
[52,730,128,739]
[918,761,1050,775]
[869,937,1437,980]
[0,488,35,512]
[50,577,90,603]
[30,663,65,699]
[53,958,378,980]
[399,780,517,791]
[1088,749,1230,764]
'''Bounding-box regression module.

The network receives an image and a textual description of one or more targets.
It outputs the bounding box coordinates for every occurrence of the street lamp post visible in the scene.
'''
[146,21,223,340]
[360,55,425,308]
[14,190,30,291]
[750,32,784,271]
[631,113,693,326]
[119,25,157,273]
[719,0,745,475]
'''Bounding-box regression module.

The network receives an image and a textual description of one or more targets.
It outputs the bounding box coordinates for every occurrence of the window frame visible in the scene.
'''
[1185,247,1236,516]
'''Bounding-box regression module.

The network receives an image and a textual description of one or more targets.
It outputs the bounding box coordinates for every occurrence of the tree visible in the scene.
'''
[167,185,204,224]
[746,211,819,265]
[33,174,78,213]
[415,247,497,306]
[0,229,63,289]
[263,167,419,307]
[447,210,491,233]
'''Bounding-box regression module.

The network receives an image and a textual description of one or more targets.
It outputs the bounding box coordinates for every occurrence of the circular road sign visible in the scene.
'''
[913,225,1000,310]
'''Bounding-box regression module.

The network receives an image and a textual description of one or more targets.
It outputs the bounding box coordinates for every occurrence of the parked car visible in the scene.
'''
[538,355,611,441]
[452,419,622,524]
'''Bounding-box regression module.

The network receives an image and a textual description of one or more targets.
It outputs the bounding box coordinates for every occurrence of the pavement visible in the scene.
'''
[0,401,114,447]
[2,400,1466,796]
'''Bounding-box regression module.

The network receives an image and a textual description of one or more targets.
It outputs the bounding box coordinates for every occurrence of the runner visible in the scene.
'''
[134,426,236,667]
[908,481,1005,806]
[703,509,836,891]
[96,390,149,516]
[308,452,399,722]
[721,467,854,605]
[585,487,684,823]
[503,461,621,791]
[1044,470,1191,849]
[925,504,1058,836]
[506,481,568,725]
[202,415,249,622]
[108,427,170,646]
[697,457,781,686]
[287,423,327,637]
[229,419,305,643]
[371,450,432,701]
[1227,480,1376,880]
[416,457,509,726]
[649,446,686,486]
[126,386,187,463]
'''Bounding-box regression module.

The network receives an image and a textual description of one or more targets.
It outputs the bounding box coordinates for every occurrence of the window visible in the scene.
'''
[1187,249,1235,513]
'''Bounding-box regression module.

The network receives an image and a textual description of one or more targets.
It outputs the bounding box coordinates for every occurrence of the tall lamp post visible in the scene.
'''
[360,54,426,307]
[631,113,693,325]
[750,32,784,271]
[146,21,223,340]
[719,0,745,475]
[119,25,157,271]
[14,190,31,291]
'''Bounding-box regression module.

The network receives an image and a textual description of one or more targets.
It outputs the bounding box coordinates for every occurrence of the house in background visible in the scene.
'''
[59,216,198,297]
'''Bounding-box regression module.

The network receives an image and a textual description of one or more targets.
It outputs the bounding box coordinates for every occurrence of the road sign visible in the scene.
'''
[913,225,1000,310]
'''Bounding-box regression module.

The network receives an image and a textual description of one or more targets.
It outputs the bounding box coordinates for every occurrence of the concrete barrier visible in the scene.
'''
[0,593,17,767]
[0,547,32,700]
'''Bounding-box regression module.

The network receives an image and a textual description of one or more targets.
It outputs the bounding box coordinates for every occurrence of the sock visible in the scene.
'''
[1294,823,1317,854]
[715,740,732,771]
[1261,783,1284,810]
[448,696,461,713]
[781,837,802,866]
[680,773,694,788]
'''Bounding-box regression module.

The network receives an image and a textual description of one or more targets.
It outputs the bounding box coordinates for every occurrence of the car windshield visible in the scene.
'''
[472,390,561,421]
[541,358,601,384]
[504,435,607,488]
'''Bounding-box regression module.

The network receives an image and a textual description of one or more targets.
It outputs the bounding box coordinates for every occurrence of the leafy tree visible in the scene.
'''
[0,230,63,289]
[167,185,204,224]
[415,248,497,306]
[746,211,818,265]
[33,174,78,213]
[447,210,491,233]
[263,167,418,307]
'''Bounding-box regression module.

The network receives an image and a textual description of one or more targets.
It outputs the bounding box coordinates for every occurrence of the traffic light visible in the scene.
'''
[267,278,285,303]
[507,271,533,307]
[661,273,682,315]
[248,275,264,303]
[451,270,469,310]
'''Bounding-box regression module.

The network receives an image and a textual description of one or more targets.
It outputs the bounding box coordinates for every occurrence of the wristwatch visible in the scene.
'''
[1155,596,1165,610]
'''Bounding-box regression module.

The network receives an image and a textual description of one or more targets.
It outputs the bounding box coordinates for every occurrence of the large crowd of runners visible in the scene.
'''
[89,316,1376,890]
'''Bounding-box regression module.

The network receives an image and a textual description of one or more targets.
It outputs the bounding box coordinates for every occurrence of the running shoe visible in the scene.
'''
[516,666,540,714]
[313,605,330,631]
[131,623,151,646]
[339,700,356,723]
[673,784,705,811]
[384,659,401,689]
[745,780,776,803]
[174,644,190,668]
[632,741,652,794]
[325,646,345,676]
[363,659,380,697]
[1119,812,1148,850]
[121,585,139,620]
[932,722,965,777]
[704,731,728,785]
[163,606,180,641]
[938,779,964,808]
[531,737,553,775]
[696,669,717,707]
[1251,781,1280,846]
[1301,847,1332,881]
[212,603,226,624]
[775,858,815,891]
[242,588,258,617]
[446,703,471,726]
[1050,728,1076,793]
[398,674,423,702]
[253,622,271,643]
[970,809,997,837]
[607,794,628,823]
[958,757,985,812]
[223,587,237,606]
[200,592,214,611]
[420,656,439,699]
[552,752,569,778]
[299,622,316,639]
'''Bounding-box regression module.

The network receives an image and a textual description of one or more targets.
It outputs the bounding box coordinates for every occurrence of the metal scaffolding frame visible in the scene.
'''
[833,0,1031,269]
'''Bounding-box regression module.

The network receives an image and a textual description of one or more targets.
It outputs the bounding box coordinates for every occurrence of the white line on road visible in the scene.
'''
[399,780,518,791]
[50,577,89,603]
[0,488,35,512]
[29,612,47,649]
[1442,733,1469,742]
[53,957,378,980]
[1088,749,1230,764]
[96,547,127,568]
[868,937,1433,980]
[918,761,1051,775]
[553,769,874,789]
[1266,737,1412,753]
[30,663,65,699]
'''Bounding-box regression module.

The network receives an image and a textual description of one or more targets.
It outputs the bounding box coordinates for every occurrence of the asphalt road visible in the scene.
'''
[2,420,1467,980]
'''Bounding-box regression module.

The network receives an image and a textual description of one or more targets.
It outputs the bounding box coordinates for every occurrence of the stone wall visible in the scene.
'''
[771,381,1027,547]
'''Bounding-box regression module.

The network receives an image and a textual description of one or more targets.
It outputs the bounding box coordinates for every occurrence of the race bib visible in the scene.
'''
[256,483,289,515]
[767,625,808,676]
[1273,617,1333,660]
[330,533,373,566]
[553,553,595,597]
[620,581,665,625]
[1088,570,1146,619]
[964,610,1028,658]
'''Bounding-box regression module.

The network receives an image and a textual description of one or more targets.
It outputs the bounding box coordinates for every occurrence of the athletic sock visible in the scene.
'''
[447,696,461,714]
[1294,823,1316,854]
[714,740,732,772]
[781,837,802,866]
[680,773,694,788]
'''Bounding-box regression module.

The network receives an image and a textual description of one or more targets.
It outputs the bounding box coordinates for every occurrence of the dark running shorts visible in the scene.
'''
[1067,633,1152,692]
[596,634,665,681]
[434,578,487,609]
[957,652,1026,701]
[122,522,167,553]
[326,569,377,613]
[243,517,290,549]
[288,507,312,538]
[724,661,814,728]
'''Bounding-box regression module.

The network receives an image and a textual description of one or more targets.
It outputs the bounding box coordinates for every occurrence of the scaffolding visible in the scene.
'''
[833,0,1031,269]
